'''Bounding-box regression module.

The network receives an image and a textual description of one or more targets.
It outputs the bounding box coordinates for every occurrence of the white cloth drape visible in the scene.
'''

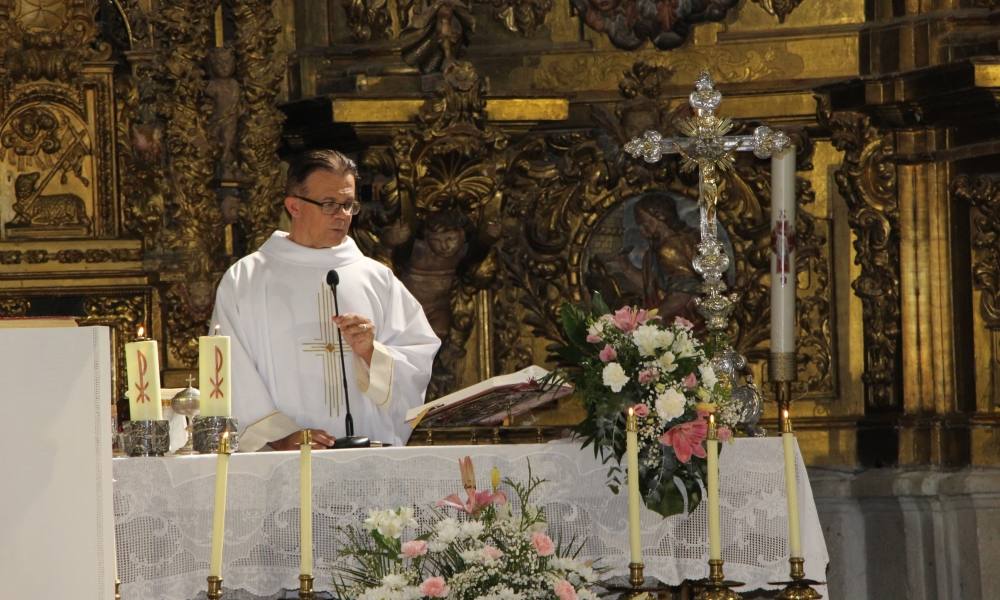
[114,439,828,599]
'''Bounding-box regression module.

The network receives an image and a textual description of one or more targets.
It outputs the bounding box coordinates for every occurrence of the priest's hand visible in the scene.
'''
[332,313,375,366]
[267,428,336,451]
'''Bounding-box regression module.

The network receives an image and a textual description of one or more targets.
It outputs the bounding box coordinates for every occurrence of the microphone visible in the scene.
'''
[325,269,370,449]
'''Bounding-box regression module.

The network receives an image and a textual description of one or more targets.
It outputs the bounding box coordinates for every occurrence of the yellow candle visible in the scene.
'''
[125,327,162,421]
[626,408,642,564]
[209,433,232,578]
[782,410,802,558]
[707,414,721,561]
[300,431,313,576]
[199,326,232,417]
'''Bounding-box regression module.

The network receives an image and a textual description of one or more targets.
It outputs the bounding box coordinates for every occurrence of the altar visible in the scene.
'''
[113,439,828,599]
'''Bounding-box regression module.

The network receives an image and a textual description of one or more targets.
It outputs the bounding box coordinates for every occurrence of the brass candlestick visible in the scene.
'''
[695,559,743,600]
[114,577,120,600]
[298,574,315,600]
[772,557,823,600]
[207,575,223,600]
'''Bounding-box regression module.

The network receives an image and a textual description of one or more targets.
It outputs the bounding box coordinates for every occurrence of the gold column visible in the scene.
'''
[895,128,961,466]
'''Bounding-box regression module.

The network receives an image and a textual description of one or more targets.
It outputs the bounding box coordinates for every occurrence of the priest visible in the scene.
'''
[211,149,441,451]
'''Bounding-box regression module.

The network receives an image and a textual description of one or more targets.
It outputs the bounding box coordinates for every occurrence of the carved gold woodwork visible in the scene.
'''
[232,0,286,252]
[954,175,1000,329]
[823,105,901,411]
[361,61,507,397]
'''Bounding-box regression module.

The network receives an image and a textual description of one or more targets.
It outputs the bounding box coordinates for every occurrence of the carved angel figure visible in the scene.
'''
[401,0,475,74]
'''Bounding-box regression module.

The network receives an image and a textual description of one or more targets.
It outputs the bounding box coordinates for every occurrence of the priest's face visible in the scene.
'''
[285,169,356,248]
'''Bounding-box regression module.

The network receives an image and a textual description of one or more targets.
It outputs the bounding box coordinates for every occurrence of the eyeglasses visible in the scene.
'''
[291,194,361,215]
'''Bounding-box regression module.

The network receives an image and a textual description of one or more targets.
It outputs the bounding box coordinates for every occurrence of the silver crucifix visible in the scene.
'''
[624,71,790,433]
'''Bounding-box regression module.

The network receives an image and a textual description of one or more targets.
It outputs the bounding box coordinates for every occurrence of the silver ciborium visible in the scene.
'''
[170,379,200,455]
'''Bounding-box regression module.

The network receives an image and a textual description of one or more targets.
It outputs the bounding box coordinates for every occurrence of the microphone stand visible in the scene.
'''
[328,279,370,449]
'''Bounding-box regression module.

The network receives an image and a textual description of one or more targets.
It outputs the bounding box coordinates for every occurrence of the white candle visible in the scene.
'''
[782,410,803,558]
[209,433,232,578]
[199,326,232,417]
[770,147,797,355]
[626,408,642,564]
[707,414,721,561]
[125,326,162,421]
[300,431,313,576]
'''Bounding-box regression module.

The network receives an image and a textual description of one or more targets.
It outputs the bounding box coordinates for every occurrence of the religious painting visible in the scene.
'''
[581,190,735,328]
[0,104,95,238]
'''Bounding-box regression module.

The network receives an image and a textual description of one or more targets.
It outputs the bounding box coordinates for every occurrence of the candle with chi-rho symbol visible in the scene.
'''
[125,325,162,421]
[626,407,642,565]
[199,325,231,417]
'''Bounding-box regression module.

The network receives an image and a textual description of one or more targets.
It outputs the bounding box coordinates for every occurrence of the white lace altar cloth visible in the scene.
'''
[113,439,827,599]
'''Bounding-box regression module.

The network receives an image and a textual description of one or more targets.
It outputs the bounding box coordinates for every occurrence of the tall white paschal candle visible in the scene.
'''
[626,408,643,565]
[782,410,803,558]
[706,414,721,561]
[770,146,797,355]
[125,326,162,421]
[210,433,232,578]
[199,326,232,417]
[300,431,313,576]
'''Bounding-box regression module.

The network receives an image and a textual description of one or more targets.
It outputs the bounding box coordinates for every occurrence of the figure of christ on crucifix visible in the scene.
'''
[624,70,791,340]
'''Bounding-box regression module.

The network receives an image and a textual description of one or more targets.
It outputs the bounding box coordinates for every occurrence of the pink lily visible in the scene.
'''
[612,306,651,332]
[437,456,508,515]
[659,418,708,463]
[599,344,618,362]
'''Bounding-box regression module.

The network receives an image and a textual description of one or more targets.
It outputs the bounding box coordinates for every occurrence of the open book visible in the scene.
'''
[406,365,573,429]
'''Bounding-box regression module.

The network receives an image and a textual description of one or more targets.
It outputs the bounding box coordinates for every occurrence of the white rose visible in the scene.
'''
[699,364,718,390]
[657,351,677,373]
[602,362,629,392]
[631,324,662,357]
[655,388,686,421]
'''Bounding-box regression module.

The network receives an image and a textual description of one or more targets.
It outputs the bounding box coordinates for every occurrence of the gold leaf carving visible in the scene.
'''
[824,106,900,410]
[233,0,286,252]
[531,47,805,92]
[953,174,1000,328]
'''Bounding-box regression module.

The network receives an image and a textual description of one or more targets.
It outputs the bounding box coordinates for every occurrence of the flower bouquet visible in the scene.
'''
[555,295,738,517]
[333,457,598,600]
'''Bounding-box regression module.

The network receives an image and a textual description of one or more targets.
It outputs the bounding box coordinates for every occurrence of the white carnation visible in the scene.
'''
[699,364,718,390]
[655,388,686,421]
[434,517,461,543]
[631,324,661,357]
[602,362,629,392]
[460,520,485,539]
[381,573,408,589]
[657,351,677,373]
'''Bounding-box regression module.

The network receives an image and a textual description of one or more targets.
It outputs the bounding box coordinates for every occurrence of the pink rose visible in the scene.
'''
[612,306,651,332]
[682,372,698,390]
[674,316,694,329]
[586,333,602,343]
[658,418,708,463]
[419,576,449,598]
[402,540,428,558]
[717,426,733,442]
[531,531,555,556]
[632,403,650,418]
[554,579,578,600]
[599,344,617,362]
[638,368,658,384]
[482,545,504,561]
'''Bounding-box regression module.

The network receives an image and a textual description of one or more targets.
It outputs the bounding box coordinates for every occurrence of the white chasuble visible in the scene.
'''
[212,232,441,450]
